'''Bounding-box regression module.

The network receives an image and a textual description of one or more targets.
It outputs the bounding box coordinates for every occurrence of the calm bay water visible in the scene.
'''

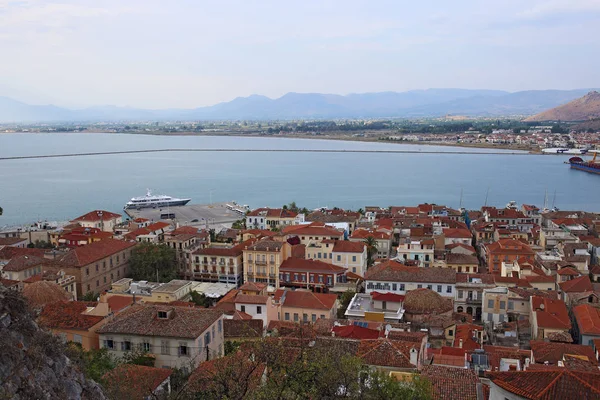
[0,133,598,227]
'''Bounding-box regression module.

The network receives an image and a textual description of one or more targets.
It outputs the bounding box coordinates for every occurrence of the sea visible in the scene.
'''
[0,132,599,227]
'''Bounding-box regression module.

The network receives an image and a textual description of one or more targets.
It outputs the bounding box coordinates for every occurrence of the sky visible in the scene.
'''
[0,0,599,109]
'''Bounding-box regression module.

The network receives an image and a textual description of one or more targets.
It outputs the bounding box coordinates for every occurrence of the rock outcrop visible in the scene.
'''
[0,285,105,400]
[524,91,600,122]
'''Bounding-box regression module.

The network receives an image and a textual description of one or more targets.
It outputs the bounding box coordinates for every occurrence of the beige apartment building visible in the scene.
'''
[71,210,123,232]
[52,238,137,296]
[243,239,291,288]
[97,304,225,370]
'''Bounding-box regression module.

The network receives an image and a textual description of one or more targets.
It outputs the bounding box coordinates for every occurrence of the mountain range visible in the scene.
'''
[0,88,598,123]
[524,91,600,122]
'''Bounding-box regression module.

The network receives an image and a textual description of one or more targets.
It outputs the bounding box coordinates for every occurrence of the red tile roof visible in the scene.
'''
[0,246,45,260]
[332,241,365,253]
[350,229,391,240]
[2,254,47,272]
[124,222,170,240]
[446,253,479,265]
[332,324,381,339]
[282,222,342,237]
[279,257,346,274]
[488,370,600,400]
[557,267,580,276]
[445,243,476,254]
[0,237,27,246]
[453,324,483,351]
[102,364,172,400]
[357,339,417,368]
[247,207,297,218]
[485,239,534,256]
[573,304,600,335]
[72,210,121,222]
[559,275,593,293]
[59,238,136,268]
[106,295,134,313]
[280,290,337,310]
[234,294,269,305]
[232,310,253,320]
[97,304,222,338]
[529,341,597,365]
[531,296,571,330]
[443,228,473,239]
[239,281,267,292]
[371,291,405,302]
[421,365,478,400]
[39,301,104,330]
[367,262,456,284]
[524,275,556,283]
[23,281,73,308]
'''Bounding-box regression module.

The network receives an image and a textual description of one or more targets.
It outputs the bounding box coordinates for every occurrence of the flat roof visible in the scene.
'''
[192,282,238,298]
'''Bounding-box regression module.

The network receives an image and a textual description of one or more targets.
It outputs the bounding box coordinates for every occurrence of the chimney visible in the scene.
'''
[410,347,418,366]
[459,339,463,348]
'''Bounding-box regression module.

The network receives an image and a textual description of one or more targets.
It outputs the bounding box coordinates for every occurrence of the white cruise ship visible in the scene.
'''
[124,190,191,210]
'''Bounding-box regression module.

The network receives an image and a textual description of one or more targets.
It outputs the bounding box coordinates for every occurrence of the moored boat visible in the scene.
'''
[124,189,191,210]
[568,151,600,175]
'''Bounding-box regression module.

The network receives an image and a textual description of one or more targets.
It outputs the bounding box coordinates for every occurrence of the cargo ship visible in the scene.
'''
[568,151,600,175]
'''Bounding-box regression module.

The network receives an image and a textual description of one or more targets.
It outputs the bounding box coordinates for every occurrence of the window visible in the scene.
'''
[352,256,356,262]
[487,313,493,322]
[318,275,323,283]
[458,266,462,272]
[446,286,452,293]
[417,284,422,289]
[327,276,332,285]
[320,314,325,319]
[294,313,299,322]
[158,311,168,319]
[96,280,99,287]
[337,255,341,262]
[303,313,308,322]
[161,340,170,355]
[382,301,387,310]
[458,290,464,299]
[499,314,505,323]
[499,301,506,310]
[103,276,107,283]
[95,264,99,272]
[73,334,82,344]
[400,284,405,291]
[256,306,262,314]
[142,342,151,352]
[212,326,215,339]
[104,339,115,349]
[121,340,132,351]
[205,332,211,345]
[312,314,317,322]
[437,285,442,293]
[508,301,514,310]
[241,305,246,313]
[392,283,397,291]
[285,312,290,321]
[427,285,432,290]
[487,299,494,308]
[179,344,189,357]
[86,268,89,276]
[448,330,453,336]
[425,255,430,261]
[218,320,222,333]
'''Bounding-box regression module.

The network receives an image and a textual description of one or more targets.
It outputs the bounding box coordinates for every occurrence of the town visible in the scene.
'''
[2,200,600,399]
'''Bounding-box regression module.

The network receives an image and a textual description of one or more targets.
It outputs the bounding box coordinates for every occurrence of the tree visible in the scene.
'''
[288,201,299,213]
[190,291,211,308]
[337,290,356,318]
[0,206,3,216]
[364,236,379,267]
[120,347,155,367]
[129,242,177,282]
[66,344,118,383]
[81,291,99,301]
[357,208,364,215]
[232,219,246,229]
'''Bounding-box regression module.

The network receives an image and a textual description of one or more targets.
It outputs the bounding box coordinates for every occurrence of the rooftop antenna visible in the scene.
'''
[543,189,548,211]
[484,187,490,207]
[459,188,464,210]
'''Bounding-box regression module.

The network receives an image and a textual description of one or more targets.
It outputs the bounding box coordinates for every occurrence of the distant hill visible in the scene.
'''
[0,88,598,122]
[523,91,600,122]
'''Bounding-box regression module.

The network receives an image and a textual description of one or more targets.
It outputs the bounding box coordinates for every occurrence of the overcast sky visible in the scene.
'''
[0,0,598,108]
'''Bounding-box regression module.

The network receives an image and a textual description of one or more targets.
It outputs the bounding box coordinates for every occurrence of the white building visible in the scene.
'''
[97,304,224,371]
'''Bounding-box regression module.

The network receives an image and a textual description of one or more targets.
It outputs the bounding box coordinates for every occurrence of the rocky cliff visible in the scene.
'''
[524,91,600,121]
[0,285,106,400]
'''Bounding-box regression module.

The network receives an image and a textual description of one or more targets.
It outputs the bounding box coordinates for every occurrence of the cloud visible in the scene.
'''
[518,0,600,19]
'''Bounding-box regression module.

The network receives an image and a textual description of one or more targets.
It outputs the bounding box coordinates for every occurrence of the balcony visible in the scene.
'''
[466,297,481,305]
[255,260,267,265]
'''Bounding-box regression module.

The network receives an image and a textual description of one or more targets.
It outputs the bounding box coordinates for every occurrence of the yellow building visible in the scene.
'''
[243,239,291,288]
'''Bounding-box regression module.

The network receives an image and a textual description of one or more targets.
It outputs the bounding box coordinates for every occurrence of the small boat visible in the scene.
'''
[568,151,600,175]
[124,189,191,210]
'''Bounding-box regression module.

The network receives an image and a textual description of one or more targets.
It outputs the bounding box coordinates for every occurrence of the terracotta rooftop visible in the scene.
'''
[0,246,45,260]
[446,253,479,265]
[531,296,571,330]
[559,275,593,293]
[529,341,597,365]
[245,239,284,252]
[332,324,381,340]
[247,207,297,218]
[239,281,267,292]
[282,222,342,237]
[350,229,391,240]
[573,304,600,335]
[59,238,136,268]
[278,290,337,310]
[488,370,600,400]
[102,364,173,400]
[403,288,453,314]
[223,319,263,338]
[23,281,73,309]
[72,210,121,222]
[2,254,47,272]
[279,257,346,274]
[332,240,365,253]
[485,239,534,255]
[0,237,26,246]
[97,304,222,339]
[39,301,104,330]
[233,294,269,305]
[371,291,405,302]
[366,262,456,284]
[443,228,473,239]
[357,339,417,369]
[421,365,478,400]
[106,295,134,313]
[445,243,476,254]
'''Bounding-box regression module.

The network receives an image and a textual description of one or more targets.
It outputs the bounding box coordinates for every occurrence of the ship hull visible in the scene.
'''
[570,163,600,175]
[124,199,191,210]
